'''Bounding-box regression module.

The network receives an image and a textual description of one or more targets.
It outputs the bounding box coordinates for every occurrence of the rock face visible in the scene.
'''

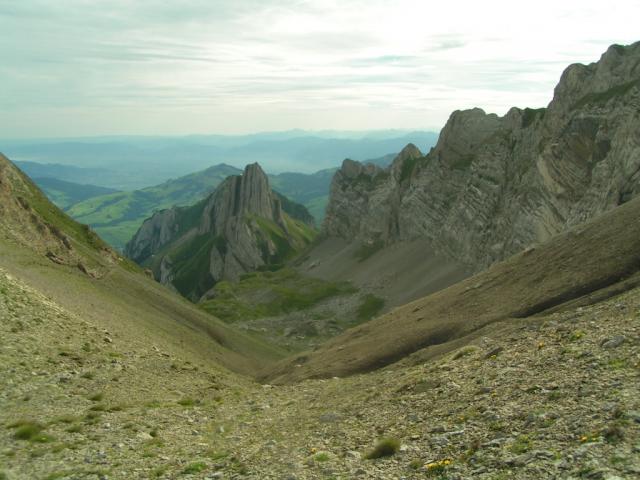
[125,163,315,300]
[323,42,640,271]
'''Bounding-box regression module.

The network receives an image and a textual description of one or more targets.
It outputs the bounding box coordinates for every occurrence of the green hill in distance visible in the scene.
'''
[65,164,242,250]
[30,152,399,251]
[32,177,120,210]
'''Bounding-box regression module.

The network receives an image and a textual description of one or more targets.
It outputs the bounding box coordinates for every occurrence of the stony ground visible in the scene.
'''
[1,266,639,479]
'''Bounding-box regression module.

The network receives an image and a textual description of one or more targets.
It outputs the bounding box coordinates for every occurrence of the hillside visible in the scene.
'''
[65,164,242,250]
[262,195,640,383]
[31,177,120,210]
[323,42,640,272]
[125,163,316,301]
[3,251,639,479]
[0,152,284,368]
[295,237,470,311]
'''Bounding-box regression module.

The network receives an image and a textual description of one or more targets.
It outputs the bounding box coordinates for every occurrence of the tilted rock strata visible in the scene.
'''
[323,42,640,270]
[125,163,315,300]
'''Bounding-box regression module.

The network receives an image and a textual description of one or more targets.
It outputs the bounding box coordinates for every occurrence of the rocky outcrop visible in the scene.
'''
[323,42,640,271]
[125,163,316,300]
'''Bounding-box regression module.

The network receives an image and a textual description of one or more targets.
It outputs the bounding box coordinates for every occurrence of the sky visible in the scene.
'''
[1,0,639,138]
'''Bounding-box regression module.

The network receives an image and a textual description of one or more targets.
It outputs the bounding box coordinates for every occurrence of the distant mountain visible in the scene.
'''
[125,163,316,301]
[32,177,119,210]
[66,164,242,250]
[364,153,396,167]
[15,161,126,188]
[269,168,337,223]
[3,130,439,189]
[30,153,402,249]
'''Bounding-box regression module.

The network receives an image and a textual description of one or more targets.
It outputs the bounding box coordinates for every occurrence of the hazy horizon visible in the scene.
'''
[1,1,639,139]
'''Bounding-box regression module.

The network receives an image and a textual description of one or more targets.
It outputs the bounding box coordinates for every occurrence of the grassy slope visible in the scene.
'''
[32,177,120,210]
[3,241,638,479]
[66,164,241,250]
[262,196,640,383]
[200,268,387,353]
[0,154,285,372]
[200,268,357,322]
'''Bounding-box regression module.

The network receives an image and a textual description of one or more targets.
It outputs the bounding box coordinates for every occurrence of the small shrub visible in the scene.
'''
[182,462,207,474]
[509,435,532,454]
[548,390,563,401]
[84,412,101,424]
[314,452,330,462]
[365,437,401,459]
[177,398,199,407]
[356,294,385,322]
[88,392,104,402]
[569,330,585,342]
[10,421,54,443]
[52,415,77,425]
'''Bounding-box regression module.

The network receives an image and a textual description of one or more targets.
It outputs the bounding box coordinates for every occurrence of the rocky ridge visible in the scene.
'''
[323,42,640,271]
[125,163,316,300]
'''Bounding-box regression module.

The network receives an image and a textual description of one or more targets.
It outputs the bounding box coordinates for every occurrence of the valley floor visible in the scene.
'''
[1,266,639,479]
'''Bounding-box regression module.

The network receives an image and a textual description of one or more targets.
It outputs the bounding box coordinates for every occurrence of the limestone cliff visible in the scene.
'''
[323,42,640,270]
[125,163,316,300]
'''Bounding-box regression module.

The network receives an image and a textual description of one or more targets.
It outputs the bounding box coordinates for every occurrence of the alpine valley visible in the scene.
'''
[1,42,639,480]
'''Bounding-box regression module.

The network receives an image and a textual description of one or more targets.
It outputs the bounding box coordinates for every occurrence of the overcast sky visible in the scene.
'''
[1,0,638,138]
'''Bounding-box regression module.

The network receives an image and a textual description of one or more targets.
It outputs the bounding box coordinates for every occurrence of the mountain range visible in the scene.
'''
[22,152,399,252]
[6,130,439,190]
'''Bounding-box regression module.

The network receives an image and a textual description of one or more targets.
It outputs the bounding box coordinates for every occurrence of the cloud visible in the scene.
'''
[1,0,639,137]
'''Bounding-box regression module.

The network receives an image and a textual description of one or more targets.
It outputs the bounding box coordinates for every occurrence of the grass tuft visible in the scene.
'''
[365,437,401,459]
[9,421,54,443]
[88,392,104,402]
[182,462,207,474]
